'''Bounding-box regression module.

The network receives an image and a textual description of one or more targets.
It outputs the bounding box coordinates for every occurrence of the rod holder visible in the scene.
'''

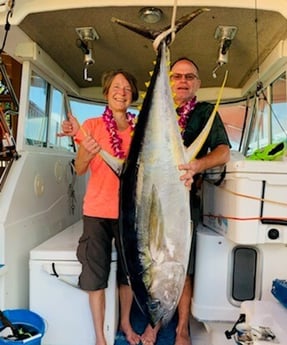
[212,25,238,78]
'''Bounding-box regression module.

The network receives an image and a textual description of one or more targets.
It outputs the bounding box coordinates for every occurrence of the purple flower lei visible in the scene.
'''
[102,106,136,159]
[177,97,197,136]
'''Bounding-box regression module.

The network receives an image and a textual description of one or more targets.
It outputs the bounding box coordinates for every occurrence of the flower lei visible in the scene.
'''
[176,96,197,136]
[102,106,136,159]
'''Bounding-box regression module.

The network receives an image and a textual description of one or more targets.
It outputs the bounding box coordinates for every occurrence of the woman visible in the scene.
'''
[62,69,141,345]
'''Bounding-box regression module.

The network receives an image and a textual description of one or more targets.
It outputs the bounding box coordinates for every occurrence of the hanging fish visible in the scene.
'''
[111,8,228,327]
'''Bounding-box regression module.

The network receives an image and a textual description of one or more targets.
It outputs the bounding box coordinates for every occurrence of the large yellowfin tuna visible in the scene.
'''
[120,41,192,327]
[112,9,225,327]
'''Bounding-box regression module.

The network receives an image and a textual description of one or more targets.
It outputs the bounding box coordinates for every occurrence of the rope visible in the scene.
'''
[217,184,287,207]
[203,214,287,222]
[152,0,178,51]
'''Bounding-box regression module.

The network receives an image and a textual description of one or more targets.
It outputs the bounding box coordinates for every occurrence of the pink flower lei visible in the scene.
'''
[102,106,136,159]
[176,96,197,136]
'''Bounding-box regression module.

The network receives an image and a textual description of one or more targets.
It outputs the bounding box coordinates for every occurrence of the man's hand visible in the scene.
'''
[178,161,200,189]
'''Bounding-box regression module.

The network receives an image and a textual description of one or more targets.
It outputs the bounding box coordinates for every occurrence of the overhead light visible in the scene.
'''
[139,7,163,24]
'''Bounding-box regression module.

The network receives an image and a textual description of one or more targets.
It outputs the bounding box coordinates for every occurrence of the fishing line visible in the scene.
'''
[254,0,260,79]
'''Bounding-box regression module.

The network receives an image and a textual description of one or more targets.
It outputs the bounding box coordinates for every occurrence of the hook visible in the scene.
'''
[83,64,93,82]
[83,47,94,82]
[212,63,223,79]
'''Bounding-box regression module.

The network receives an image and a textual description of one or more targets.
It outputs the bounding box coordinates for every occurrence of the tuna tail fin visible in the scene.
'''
[167,8,210,36]
[185,70,228,162]
[111,17,159,40]
[111,8,209,45]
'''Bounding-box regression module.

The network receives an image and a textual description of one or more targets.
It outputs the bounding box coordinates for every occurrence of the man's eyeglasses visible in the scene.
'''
[171,73,199,81]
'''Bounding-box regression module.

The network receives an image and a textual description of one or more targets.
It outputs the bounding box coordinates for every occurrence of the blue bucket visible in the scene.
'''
[0,309,45,345]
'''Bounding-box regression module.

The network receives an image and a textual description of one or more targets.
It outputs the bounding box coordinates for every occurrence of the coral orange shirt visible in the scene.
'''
[75,117,132,219]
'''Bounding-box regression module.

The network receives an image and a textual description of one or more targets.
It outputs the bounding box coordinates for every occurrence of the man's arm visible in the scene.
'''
[179,144,230,183]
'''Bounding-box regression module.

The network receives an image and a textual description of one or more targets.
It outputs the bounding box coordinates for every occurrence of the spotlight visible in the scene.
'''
[139,7,163,24]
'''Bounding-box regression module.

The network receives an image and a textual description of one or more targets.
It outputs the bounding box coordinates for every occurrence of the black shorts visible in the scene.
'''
[76,216,128,291]
[187,193,201,275]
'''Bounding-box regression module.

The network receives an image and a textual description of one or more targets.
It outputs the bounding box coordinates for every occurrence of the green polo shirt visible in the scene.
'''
[183,101,231,156]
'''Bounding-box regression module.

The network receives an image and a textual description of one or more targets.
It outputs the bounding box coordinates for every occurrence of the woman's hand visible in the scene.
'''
[74,136,101,175]
[57,112,80,137]
[81,135,101,156]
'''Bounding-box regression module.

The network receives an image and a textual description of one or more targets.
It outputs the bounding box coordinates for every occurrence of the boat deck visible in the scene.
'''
[115,302,233,345]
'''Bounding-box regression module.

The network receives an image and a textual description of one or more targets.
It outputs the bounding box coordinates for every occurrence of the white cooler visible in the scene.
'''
[29,220,118,345]
[203,157,287,245]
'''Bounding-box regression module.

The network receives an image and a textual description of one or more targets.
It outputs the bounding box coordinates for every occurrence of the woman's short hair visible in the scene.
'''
[101,69,139,102]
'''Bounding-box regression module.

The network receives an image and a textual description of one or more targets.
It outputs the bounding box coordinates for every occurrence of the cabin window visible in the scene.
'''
[68,96,138,151]
[242,72,287,156]
[48,87,67,149]
[25,81,138,152]
[69,96,139,124]
[270,72,287,144]
[69,97,105,124]
[218,101,248,151]
[245,90,268,156]
[25,72,49,146]
[25,71,73,151]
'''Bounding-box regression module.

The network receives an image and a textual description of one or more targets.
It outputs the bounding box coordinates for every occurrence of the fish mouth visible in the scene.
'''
[147,297,164,327]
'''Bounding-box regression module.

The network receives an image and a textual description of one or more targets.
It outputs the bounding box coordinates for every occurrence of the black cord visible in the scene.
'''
[0,9,13,54]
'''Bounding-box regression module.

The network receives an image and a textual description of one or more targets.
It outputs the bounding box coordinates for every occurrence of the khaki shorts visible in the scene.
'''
[76,215,128,291]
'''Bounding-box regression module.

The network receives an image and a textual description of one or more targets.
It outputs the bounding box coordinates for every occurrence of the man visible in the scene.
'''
[141,58,231,345]
[173,58,230,344]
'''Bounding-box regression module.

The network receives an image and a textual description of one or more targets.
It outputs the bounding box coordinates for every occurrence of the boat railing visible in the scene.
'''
[0,155,14,191]
[0,107,19,192]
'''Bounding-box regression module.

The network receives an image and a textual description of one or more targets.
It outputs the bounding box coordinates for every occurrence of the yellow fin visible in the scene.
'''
[186,71,229,162]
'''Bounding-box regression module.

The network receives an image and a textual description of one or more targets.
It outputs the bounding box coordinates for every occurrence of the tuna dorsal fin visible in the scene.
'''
[185,70,228,162]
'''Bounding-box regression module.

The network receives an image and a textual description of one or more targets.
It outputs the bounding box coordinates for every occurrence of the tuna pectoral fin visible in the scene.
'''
[149,185,164,257]
[185,71,228,162]
[99,149,124,176]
